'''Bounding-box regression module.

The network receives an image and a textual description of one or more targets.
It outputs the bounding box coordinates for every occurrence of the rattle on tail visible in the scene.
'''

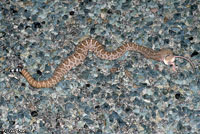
[10,38,195,88]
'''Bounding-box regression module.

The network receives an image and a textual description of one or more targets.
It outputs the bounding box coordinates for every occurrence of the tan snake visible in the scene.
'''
[11,38,195,88]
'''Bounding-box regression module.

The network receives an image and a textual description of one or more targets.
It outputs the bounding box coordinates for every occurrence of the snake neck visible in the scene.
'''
[125,43,162,61]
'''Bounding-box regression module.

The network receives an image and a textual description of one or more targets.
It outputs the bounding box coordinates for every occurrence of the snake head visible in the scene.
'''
[160,49,195,72]
[160,49,176,71]
[158,49,174,64]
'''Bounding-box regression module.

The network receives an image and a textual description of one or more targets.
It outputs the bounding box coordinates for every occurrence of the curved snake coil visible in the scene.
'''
[13,38,195,88]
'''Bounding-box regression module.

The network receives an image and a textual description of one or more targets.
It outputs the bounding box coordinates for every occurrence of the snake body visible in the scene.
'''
[18,38,193,88]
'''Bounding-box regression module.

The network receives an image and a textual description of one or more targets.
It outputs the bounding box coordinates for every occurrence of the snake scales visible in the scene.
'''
[12,38,195,88]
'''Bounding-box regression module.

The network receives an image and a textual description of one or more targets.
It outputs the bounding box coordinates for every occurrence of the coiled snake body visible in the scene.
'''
[12,38,195,88]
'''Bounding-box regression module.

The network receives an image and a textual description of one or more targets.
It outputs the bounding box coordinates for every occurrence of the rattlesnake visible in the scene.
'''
[11,38,195,88]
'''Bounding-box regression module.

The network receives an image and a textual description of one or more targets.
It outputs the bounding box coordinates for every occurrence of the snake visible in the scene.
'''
[11,38,195,88]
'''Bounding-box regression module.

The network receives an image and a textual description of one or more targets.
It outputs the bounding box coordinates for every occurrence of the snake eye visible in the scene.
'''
[165,54,171,58]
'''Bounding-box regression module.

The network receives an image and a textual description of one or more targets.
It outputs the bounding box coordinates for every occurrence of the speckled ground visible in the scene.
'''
[0,0,200,134]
